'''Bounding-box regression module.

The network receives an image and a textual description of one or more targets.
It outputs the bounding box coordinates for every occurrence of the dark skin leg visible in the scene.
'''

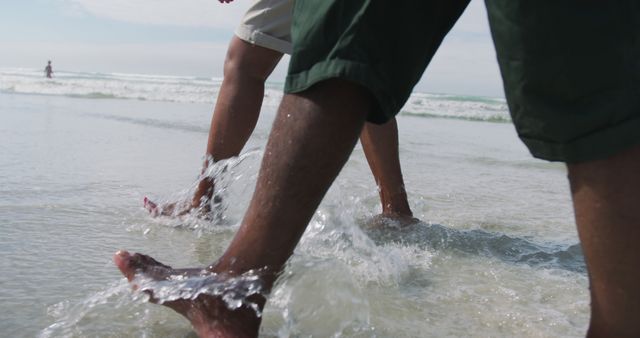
[119,80,371,337]
[567,144,640,337]
[192,38,283,208]
[145,38,413,219]
[144,37,413,222]
[145,37,283,217]
[360,118,415,223]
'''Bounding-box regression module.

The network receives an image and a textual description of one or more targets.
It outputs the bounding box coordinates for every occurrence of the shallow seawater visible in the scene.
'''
[0,91,588,337]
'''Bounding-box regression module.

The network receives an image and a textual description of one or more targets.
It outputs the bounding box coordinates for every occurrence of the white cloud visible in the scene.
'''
[63,0,252,28]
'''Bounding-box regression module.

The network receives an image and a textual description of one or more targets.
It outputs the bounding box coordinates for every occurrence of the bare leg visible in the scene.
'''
[118,80,371,336]
[195,38,283,205]
[567,144,640,337]
[146,37,283,216]
[360,118,414,222]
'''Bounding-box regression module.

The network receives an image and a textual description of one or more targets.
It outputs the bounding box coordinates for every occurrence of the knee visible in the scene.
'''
[223,41,278,83]
[222,47,245,80]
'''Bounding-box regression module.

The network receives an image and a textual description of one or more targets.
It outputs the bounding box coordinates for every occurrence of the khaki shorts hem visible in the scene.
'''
[235,24,292,54]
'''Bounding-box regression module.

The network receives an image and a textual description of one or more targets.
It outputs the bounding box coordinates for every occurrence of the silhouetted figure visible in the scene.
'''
[44,61,53,78]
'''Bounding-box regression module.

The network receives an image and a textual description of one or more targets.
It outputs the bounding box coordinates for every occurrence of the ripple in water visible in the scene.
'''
[362,220,585,274]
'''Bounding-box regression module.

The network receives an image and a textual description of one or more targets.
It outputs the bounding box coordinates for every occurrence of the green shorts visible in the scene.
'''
[284,1,640,163]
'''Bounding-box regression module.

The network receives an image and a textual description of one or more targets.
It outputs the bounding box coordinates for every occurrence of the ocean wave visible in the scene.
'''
[400,92,510,122]
[1,68,510,122]
[0,68,224,104]
[68,92,118,99]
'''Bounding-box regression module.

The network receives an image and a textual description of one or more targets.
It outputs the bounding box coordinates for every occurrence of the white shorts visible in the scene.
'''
[235,0,293,54]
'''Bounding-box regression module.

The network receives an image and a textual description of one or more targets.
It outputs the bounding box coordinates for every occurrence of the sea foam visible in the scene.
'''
[1,68,510,122]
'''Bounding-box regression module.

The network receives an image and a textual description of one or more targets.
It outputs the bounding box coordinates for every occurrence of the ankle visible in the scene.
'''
[381,200,413,217]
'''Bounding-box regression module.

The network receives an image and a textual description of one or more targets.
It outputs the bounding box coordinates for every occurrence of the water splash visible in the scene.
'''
[40,280,141,337]
[269,259,375,337]
[40,270,267,337]
[134,269,266,317]
[139,149,262,234]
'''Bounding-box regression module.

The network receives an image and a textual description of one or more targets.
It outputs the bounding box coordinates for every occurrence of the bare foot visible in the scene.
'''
[143,195,221,219]
[143,175,225,218]
[143,196,191,217]
[113,250,264,338]
[364,213,421,229]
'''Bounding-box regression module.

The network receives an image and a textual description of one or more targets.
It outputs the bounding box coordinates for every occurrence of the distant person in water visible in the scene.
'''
[143,0,415,224]
[44,61,53,78]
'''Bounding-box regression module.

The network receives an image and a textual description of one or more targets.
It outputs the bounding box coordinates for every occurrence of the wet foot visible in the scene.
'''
[363,213,421,229]
[143,177,222,219]
[143,195,219,219]
[113,250,263,338]
[143,196,190,217]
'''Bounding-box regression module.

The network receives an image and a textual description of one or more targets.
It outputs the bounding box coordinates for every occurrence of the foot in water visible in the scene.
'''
[143,196,224,219]
[363,212,421,229]
[143,178,222,218]
[113,250,263,338]
[143,196,191,217]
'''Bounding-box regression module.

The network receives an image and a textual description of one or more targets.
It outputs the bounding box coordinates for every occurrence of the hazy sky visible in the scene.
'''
[0,0,505,97]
